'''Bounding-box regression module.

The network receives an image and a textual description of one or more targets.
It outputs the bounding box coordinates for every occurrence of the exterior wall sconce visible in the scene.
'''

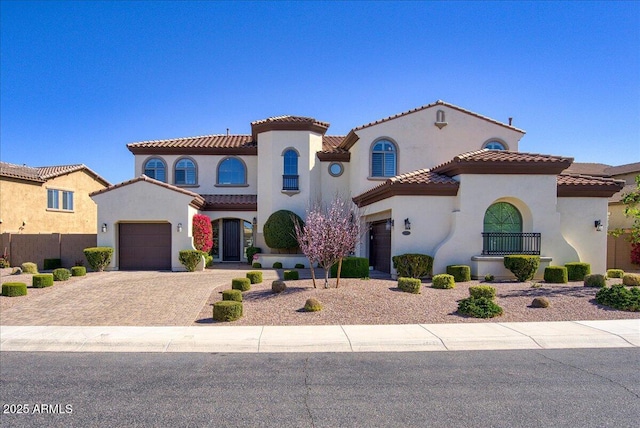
[177,223,183,233]
[594,220,603,232]
[404,218,411,230]
[385,219,394,231]
[101,223,107,233]
[253,217,257,226]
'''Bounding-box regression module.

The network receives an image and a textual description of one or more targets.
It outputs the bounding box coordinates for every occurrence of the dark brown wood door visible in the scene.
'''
[223,219,241,262]
[370,220,391,273]
[119,223,171,270]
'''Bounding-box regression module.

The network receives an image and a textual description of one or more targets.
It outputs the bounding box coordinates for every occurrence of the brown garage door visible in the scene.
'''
[369,220,391,273]
[119,223,171,270]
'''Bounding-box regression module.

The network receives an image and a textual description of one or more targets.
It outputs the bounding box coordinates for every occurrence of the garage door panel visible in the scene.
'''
[119,223,171,270]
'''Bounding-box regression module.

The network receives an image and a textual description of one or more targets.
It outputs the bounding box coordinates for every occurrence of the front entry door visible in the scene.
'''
[369,220,391,273]
[222,219,241,261]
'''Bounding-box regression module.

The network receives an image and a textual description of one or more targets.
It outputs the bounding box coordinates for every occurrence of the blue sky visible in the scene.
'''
[1,1,638,185]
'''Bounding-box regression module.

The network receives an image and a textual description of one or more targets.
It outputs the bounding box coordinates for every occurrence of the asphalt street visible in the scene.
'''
[1,348,639,427]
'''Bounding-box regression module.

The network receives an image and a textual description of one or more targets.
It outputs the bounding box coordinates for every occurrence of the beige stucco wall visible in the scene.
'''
[0,171,107,234]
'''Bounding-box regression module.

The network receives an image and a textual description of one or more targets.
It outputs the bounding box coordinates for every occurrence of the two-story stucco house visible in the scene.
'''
[91,100,624,277]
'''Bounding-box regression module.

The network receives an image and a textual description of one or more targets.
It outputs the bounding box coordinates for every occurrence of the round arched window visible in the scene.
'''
[483,202,522,233]
[484,140,506,150]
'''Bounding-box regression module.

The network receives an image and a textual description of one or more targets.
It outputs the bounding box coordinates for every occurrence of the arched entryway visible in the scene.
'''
[211,218,254,262]
[483,202,524,254]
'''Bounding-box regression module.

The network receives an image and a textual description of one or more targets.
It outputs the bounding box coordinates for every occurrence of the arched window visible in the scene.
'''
[483,202,522,233]
[144,158,166,182]
[371,139,397,177]
[174,158,197,185]
[483,140,507,150]
[282,149,299,191]
[217,157,246,185]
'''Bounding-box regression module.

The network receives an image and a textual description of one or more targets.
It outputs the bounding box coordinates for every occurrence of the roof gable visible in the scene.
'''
[431,150,573,176]
[0,162,110,186]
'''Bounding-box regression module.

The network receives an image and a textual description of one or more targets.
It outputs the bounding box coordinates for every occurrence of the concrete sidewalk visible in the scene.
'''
[1,319,638,353]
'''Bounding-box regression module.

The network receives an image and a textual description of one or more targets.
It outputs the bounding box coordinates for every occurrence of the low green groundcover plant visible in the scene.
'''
[584,274,606,288]
[222,289,243,302]
[252,262,262,269]
[432,274,455,289]
[284,270,299,281]
[272,262,283,269]
[330,257,369,278]
[469,285,497,300]
[246,271,263,284]
[398,277,421,294]
[212,301,243,321]
[446,265,471,282]
[2,282,27,297]
[71,266,87,277]
[53,268,71,281]
[32,274,54,288]
[83,247,113,272]
[543,266,568,284]
[606,269,624,279]
[595,285,640,312]
[231,278,251,292]
[565,262,591,281]
[503,255,540,282]
[457,297,504,318]
[295,263,305,269]
[392,254,433,279]
[21,262,38,274]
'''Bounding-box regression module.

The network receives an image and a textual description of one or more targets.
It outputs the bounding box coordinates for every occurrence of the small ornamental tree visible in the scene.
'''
[192,214,213,253]
[611,175,640,265]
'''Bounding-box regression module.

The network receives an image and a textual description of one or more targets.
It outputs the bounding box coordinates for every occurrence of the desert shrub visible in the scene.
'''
[330,257,369,278]
[53,268,71,281]
[565,262,591,281]
[43,258,62,270]
[469,285,497,300]
[531,297,550,308]
[606,269,624,279]
[432,274,455,289]
[484,274,495,282]
[544,266,568,284]
[503,255,540,282]
[272,280,287,293]
[596,285,640,312]
[304,297,323,312]
[178,250,205,272]
[272,262,283,269]
[222,289,243,302]
[446,265,471,282]
[232,277,251,292]
[252,262,262,269]
[83,247,113,272]
[71,266,87,277]
[32,274,54,288]
[21,262,38,274]
[584,274,607,288]
[622,273,640,286]
[246,246,261,265]
[398,277,421,294]
[0,257,9,268]
[295,263,305,269]
[246,271,263,284]
[392,254,433,278]
[457,297,504,318]
[263,210,303,250]
[212,301,243,321]
[284,270,299,281]
[2,282,27,297]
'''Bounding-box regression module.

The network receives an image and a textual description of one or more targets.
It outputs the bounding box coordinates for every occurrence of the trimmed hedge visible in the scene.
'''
[504,255,540,282]
[179,250,205,272]
[252,262,262,269]
[606,269,624,279]
[457,297,503,318]
[44,258,62,270]
[432,274,455,289]
[83,247,113,272]
[565,262,590,281]
[246,271,263,284]
[392,254,433,278]
[246,246,261,265]
[272,280,287,293]
[21,262,38,274]
[398,277,421,294]
[53,268,71,281]
[544,266,568,284]
[212,301,243,321]
[232,277,251,292]
[596,285,640,312]
[32,274,54,288]
[295,263,305,269]
[2,282,27,297]
[584,274,606,288]
[71,266,87,277]
[623,273,640,287]
[446,265,471,282]
[330,257,369,278]
[272,262,283,269]
[263,210,303,250]
[222,289,243,302]
[284,270,299,281]
[304,297,322,312]
[469,285,496,300]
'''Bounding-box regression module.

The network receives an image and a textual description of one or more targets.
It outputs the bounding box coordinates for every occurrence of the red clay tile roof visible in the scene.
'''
[605,162,640,176]
[564,162,640,178]
[201,194,257,211]
[0,162,110,186]
[557,174,625,197]
[431,150,573,176]
[609,183,637,204]
[250,115,330,140]
[127,135,256,155]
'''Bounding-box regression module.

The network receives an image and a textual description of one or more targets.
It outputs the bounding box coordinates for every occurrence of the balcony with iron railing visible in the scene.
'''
[481,232,541,255]
[282,175,299,191]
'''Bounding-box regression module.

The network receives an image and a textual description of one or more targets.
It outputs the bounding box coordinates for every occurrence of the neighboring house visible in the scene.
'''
[91,100,625,277]
[0,162,110,234]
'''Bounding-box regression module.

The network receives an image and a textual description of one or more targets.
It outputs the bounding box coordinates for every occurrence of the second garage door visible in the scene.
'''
[119,223,172,270]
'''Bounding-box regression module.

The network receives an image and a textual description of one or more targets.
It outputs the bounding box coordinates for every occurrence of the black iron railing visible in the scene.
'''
[482,232,541,255]
[282,175,299,191]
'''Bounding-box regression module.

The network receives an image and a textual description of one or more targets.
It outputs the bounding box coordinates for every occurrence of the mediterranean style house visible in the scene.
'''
[91,100,625,277]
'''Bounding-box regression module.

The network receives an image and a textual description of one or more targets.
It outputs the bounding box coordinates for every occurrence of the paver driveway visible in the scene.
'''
[0,267,278,326]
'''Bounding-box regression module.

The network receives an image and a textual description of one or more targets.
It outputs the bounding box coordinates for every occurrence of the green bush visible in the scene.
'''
[222,289,243,302]
[304,297,322,312]
[212,301,243,321]
[484,274,495,282]
[398,277,421,294]
[246,271,263,284]
[469,285,497,300]
[53,268,71,281]
[232,277,251,292]
[246,246,261,265]
[83,247,113,272]
[272,262,283,269]
[584,274,607,288]
[392,254,433,278]
[457,297,504,318]
[252,262,262,269]
[295,263,305,269]
[2,282,27,297]
[446,265,471,282]
[330,257,369,278]
[432,274,455,289]
[503,255,540,282]
[606,269,624,279]
[32,274,54,288]
[263,210,303,250]
[622,273,640,286]
[178,250,205,272]
[544,266,568,284]
[43,258,62,270]
[596,285,640,312]
[21,262,38,274]
[284,270,299,281]
[565,262,591,281]
[71,266,87,277]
